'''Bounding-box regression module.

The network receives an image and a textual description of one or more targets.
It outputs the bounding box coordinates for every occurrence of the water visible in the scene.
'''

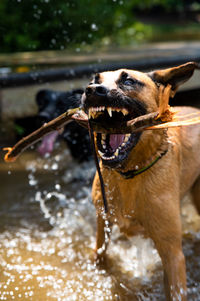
[1,143,200,300]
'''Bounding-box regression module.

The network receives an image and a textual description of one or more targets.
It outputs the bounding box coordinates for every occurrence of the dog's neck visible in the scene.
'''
[115,129,169,177]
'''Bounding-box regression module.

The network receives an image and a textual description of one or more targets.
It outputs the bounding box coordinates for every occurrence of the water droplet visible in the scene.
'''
[91,24,98,31]
[55,184,61,191]
[28,174,38,186]
[51,163,58,170]
[51,38,56,45]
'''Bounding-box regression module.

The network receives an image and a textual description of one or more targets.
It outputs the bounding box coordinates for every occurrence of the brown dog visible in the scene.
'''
[81,62,200,300]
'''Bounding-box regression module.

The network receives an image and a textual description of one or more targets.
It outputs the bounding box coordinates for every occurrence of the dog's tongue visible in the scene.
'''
[109,134,125,151]
[37,131,59,156]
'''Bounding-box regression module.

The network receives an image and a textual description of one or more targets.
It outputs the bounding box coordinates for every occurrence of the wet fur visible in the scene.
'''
[83,62,200,300]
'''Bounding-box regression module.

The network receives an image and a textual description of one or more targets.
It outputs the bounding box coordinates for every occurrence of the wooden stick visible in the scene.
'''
[3,108,87,162]
[3,107,200,162]
[3,111,163,162]
[90,111,172,134]
[146,116,200,130]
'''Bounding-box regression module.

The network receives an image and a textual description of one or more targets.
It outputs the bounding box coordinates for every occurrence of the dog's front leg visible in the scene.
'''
[161,246,186,301]
[140,196,187,301]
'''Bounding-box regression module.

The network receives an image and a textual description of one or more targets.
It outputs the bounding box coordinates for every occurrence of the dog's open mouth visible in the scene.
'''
[87,106,142,167]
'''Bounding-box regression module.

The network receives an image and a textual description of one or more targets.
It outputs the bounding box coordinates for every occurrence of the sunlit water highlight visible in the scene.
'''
[1,144,200,300]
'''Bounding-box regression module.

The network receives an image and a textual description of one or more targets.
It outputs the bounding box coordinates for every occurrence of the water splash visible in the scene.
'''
[1,148,200,300]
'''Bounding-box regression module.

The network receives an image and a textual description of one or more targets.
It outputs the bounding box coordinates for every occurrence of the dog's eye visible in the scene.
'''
[124,78,136,86]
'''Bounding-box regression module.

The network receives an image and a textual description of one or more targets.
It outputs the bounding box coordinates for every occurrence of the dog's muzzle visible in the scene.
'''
[82,84,146,168]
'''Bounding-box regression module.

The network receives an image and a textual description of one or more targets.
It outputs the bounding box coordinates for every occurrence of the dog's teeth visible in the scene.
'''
[88,109,91,119]
[93,111,97,118]
[98,150,104,157]
[124,136,129,143]
[101,136,106,147]
[107,107,112,117]
[100,153,116,160]
[102,134,106,140]
[122,108,128,115]
[124,134,130,143]
[114,149,119,157]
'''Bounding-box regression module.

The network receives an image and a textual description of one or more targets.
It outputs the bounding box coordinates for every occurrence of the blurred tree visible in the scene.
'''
[0,0,199,53]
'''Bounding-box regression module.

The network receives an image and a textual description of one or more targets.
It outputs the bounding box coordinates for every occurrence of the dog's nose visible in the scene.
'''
[85,84,108,97]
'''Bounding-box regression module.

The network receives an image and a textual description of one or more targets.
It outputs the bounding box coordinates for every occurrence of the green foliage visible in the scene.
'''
[0,0,120,52]
[0,0,198,53]
[14,124,25,136]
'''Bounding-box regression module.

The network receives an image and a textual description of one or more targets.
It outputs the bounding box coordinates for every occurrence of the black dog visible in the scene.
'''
[36,88,92,162]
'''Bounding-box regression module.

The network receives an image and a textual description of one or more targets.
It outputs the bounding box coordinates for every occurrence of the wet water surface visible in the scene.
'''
[1,144,200,300]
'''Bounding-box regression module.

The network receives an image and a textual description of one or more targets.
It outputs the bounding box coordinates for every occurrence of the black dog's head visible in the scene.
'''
[36,88,92,162]
[36,89,83,123]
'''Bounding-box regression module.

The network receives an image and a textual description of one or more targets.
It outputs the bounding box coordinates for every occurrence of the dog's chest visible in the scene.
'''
[105,172,141,231]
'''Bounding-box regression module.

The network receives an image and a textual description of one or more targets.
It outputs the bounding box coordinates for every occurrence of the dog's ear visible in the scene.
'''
[149,61,199,92]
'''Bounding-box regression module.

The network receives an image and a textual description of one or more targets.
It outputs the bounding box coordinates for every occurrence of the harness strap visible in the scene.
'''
[118,149,168,179]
